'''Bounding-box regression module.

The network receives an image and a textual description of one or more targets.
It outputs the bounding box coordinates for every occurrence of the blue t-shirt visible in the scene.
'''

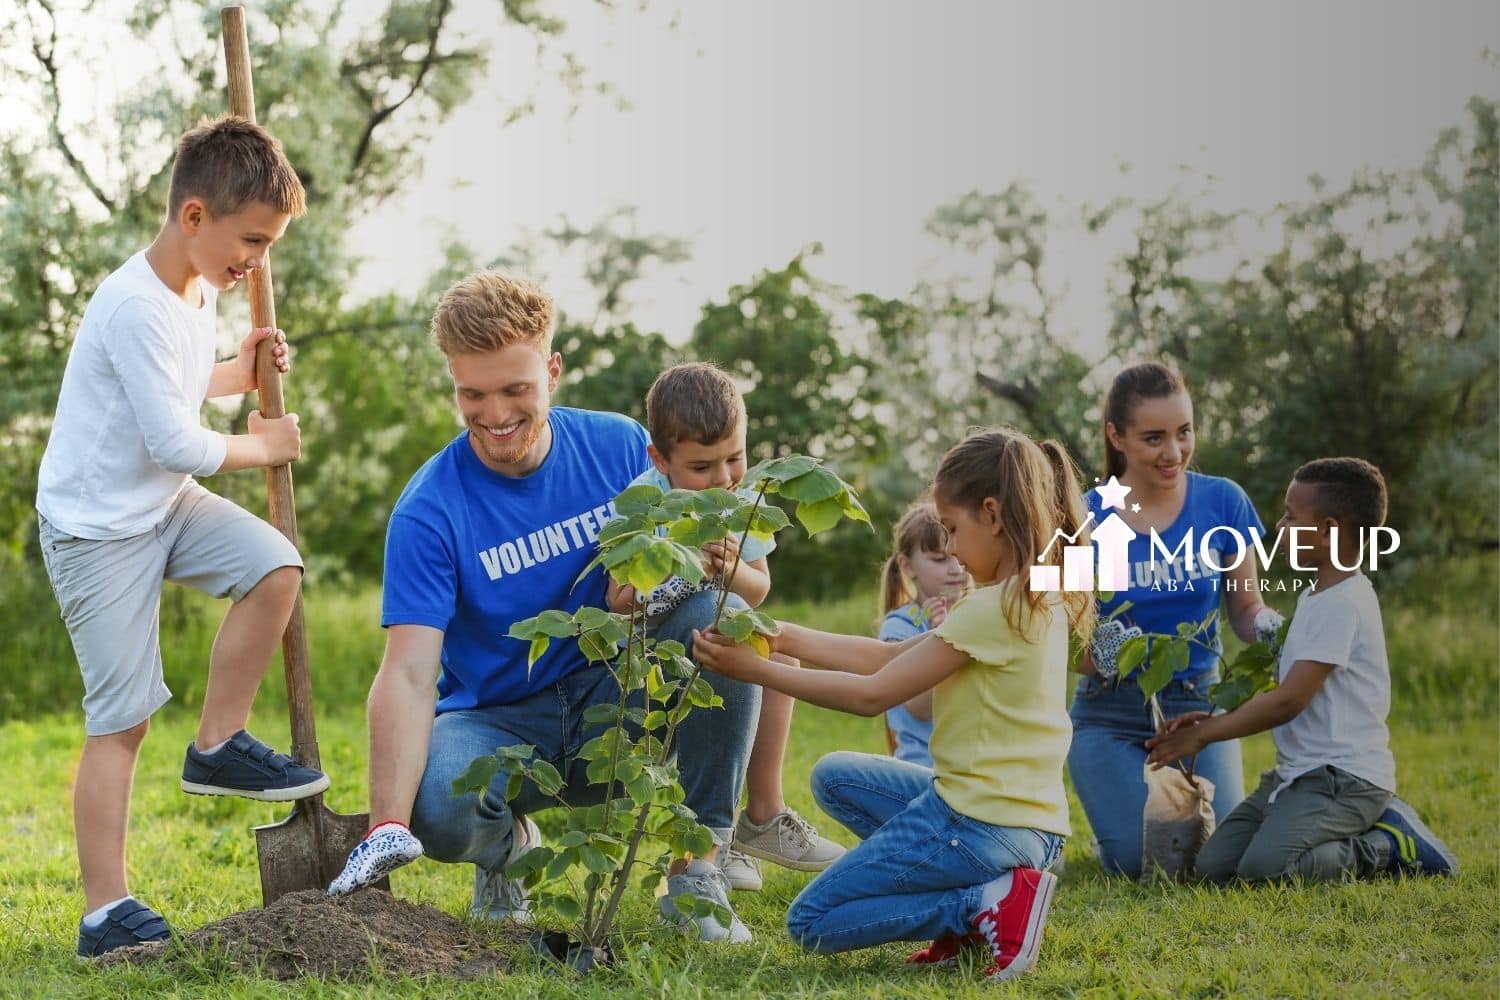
[1088,471,1265,680]
[382,407,650,712]
[880,604,934,767]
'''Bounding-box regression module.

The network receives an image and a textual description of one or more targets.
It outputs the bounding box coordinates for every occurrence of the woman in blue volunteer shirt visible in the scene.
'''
[1069,362,1281,879]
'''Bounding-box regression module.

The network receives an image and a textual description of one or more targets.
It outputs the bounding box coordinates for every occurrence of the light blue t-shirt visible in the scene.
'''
[627,467,776,619]
[880,604,934,767]
[1089,471,1265,680]
[382,408,650,712]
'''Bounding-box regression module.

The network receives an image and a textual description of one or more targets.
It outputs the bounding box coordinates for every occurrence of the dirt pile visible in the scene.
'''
[97,888,527,981]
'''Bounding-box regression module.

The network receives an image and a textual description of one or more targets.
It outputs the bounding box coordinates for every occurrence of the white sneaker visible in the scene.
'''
[470,813,541,924]
[658,859,752,943]
[720,848,763,892]
[733,809,845,872]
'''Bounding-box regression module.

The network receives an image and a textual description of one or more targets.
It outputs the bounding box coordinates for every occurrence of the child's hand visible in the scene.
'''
[606,580,638,614]
[234,327,290,392]
[1144,714,1211,767]
[691,628,768,681]
[701,535,742,577]
[249,409,301,465]
[921,595,949,629]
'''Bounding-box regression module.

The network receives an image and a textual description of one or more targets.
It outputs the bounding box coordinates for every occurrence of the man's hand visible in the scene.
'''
[327,821,424,896]
[691,628,771,682]
[1144,712,1212,767]
[248,409,301,466]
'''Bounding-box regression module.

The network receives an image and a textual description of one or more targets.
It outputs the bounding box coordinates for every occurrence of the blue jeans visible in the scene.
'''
[410,589,760,871]
[788,751,1063,954]
[1068,671,1245,879]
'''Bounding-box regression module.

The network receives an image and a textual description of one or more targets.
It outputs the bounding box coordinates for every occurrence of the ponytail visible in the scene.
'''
[880,554,912,615]
[1037,439,1097,641]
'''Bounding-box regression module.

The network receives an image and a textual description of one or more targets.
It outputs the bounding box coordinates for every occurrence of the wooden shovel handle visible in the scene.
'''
[221,6,320,771]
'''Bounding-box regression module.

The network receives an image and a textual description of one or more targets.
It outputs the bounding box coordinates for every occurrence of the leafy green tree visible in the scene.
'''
[1109,97,1499,556]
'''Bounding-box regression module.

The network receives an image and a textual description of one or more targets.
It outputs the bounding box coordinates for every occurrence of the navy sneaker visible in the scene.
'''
[181,730,330,802]
[76,898,171,958]
[1373,796,1458,876]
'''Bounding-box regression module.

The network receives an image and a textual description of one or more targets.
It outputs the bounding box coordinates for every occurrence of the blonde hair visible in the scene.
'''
[645,362,746,456]
[168,115,305,218]
[933,428,1096,644]
[431,271,555,356]
[880,500,947,615]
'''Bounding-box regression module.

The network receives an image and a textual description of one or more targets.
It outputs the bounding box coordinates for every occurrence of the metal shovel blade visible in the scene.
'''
[253,794,389,905]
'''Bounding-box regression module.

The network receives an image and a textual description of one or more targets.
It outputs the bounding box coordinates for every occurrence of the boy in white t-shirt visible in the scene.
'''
[1147,457,1456,882]
[36,117,328,957]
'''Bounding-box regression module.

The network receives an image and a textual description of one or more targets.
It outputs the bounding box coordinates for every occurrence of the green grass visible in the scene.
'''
[0,562,1495,997]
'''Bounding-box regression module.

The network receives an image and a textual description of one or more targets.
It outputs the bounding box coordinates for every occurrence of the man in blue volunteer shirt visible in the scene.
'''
[327,271,760,942]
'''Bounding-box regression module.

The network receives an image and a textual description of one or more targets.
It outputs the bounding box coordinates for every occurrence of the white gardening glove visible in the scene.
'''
[327,821,424,896]
[1090,618,1144,681]
[1253,607,1286,649]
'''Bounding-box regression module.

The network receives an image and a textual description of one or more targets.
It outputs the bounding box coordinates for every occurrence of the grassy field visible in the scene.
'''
[0,560,1495,998]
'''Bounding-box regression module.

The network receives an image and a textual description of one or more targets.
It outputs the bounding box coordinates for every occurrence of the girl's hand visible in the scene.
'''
[605,580,637,614]
[1144,713,1211,766]
[701,535,742,576]
[920,595,949,629]
[691,628,768,681]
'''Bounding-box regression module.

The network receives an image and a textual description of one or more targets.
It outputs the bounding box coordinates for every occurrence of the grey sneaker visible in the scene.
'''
[721,847,763,892]
[470,813,541,925]
[733,809,845,872]
[658,859,752,943]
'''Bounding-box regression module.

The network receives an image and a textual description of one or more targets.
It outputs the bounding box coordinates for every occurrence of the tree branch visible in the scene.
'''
[29,0,114,212]
[975,371,1088,470]
[345,0,454,186]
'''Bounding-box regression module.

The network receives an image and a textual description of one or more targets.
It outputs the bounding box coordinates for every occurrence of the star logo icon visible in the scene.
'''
[1131,503,1142,513]
[1095,475,1132,512]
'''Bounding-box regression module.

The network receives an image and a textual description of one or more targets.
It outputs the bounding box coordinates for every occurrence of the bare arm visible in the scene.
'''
[695,629,966,716]
[214,411,301,473]
[366,624,444,826]
[719,553,771,608]
[1223,555,1267,643]
[207,327,289,398]
[1146,660,1334,765]
[903,688,934,722]
[774,621,922,676]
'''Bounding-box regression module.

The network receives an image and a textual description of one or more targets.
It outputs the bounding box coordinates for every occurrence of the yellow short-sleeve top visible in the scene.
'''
[929,579,1073,835]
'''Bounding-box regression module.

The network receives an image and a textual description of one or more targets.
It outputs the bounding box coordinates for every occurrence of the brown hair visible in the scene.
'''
[645,362,745,456]
[1102,361,1188,479]
[880,500,948,615]
[934,428,1095,643]
[1293,457,1388,531]
[431,271,555,356]
[168,115,306,218]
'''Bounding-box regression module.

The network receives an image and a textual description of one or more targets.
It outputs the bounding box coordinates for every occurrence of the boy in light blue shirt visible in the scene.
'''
[608,363,844,896]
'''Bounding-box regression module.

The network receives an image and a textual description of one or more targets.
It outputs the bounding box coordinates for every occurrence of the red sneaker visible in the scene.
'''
[905,932,983,966]
[969,867,1057,982]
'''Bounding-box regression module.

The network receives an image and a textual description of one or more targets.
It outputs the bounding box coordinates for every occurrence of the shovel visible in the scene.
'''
[220,5,388,905]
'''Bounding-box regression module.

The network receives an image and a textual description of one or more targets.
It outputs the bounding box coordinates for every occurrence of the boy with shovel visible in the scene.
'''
[36,116,328,958]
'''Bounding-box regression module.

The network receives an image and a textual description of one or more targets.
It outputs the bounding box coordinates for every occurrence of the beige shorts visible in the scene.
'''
[39,481,303,736]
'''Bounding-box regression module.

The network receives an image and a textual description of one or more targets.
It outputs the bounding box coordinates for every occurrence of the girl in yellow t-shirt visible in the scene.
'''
[695,428,1094,984]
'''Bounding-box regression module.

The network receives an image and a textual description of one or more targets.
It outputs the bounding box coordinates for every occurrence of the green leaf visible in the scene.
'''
[838,488,871,525]
[582,703,619,727]
[627,539,680,594]
[643,709,668,730]
[684,825,717,856]
[596,515,645,546]
[505,771,524,801]
[627,773,655,805]
[536,609,577,638]
[716,612,755,642]
[795,496,845,536]
[546,894,583,922]
[450,754,502,796]
[527,635,550,668]
[586,754,614,784]
[1116,635,1149,677]
[687,676,717,708]
[507,615,541,640]
[578,630,617,663]
[780,468,844,504]
[750,455,818,483]
[612,483,663,516]
[530,759,564,797]
[578,844,614,874]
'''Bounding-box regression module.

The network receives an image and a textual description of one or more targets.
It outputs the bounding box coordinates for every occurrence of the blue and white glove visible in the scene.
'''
[1253,607,1286,650]
[1090,618,1145,681]
[327,821,424,896]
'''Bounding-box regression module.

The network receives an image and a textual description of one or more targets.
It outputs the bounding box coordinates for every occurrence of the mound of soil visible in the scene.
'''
[97,889,529,981]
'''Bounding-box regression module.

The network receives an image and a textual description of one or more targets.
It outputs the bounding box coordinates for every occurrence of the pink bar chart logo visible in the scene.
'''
[1030,475,1139,592]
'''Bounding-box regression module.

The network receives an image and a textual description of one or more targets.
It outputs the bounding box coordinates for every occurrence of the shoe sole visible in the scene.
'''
[733,841,843,872]
[986,870,1057,983]
[724,876,762,892]
[181,773,330,802]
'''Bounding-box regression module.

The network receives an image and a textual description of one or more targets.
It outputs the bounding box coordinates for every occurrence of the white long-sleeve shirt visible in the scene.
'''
[36,251,228,539]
